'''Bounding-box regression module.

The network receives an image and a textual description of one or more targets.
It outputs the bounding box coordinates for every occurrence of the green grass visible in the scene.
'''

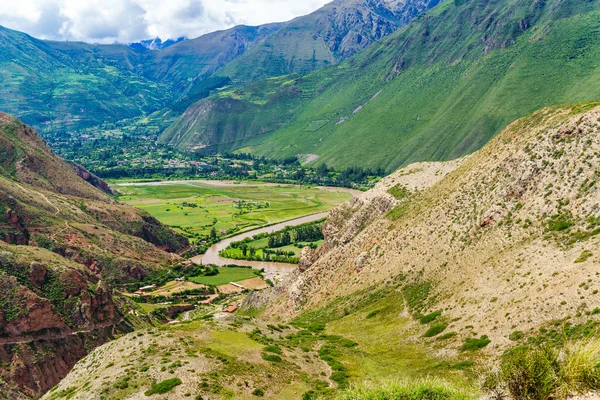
[322,291,461,384]
[118,182,351,238]
[331,379,475,400]
[188,267,259,286]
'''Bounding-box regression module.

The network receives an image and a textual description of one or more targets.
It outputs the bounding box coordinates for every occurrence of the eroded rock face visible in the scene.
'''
[28,262,47,286]
[70,163,115,196]
[0,254,125,398]
[322,194,396,251]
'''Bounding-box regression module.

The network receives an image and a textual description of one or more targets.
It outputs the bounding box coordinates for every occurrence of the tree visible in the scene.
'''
[210,227,218,241]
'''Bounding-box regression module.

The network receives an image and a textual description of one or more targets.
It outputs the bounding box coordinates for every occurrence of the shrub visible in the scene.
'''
[424,324,448,338]
[482,339,600,400]
[420,311,442,324]
[252,388,265,397]
[261,353,282,362]
[461,336,491,352]
[145,378,182,395]
[499,346,558,400]
[574,251,593,264]
[113,377,130,390]
[264,345,282,354]
[330,371,350,388]
[438,332,457,341]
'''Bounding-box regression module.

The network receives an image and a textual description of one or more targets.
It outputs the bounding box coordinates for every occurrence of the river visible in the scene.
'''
[191,212,330,279]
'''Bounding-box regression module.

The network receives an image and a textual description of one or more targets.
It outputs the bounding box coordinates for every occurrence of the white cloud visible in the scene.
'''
[0,0,331,44]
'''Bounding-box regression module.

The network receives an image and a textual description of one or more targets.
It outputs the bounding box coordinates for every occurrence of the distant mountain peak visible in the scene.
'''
[129,36,187,51]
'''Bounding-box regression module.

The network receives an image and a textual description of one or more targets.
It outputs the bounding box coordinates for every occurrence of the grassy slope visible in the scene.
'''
[0,26,169,131]
[42,293,475,400]
[162,0,600,172]
[118,182,351,237]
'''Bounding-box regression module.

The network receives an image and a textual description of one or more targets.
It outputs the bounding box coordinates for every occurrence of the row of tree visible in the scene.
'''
[267,223,323,248]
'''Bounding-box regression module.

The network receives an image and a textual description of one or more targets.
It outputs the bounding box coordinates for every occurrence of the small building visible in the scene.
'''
[223,305,238,313]
[139,284,157,292]
[230,282,245,290]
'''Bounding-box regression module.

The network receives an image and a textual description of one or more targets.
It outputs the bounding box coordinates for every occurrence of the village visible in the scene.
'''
[126,267,271,322]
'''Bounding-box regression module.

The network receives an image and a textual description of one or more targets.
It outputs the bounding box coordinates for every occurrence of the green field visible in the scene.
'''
[118,182,351,238]
[189,267,259,286]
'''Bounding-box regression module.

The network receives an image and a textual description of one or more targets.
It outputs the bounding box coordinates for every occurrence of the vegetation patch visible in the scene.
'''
[189,266,260,286]
[574,250,593,263]
[145,378,182,396]
[388,184,411,200]
[424,324,448,338]
[333,379,473,400]
[261,353,282,363]
[420,311,442,324]
[483,340,600,400]
[460,336,491,352]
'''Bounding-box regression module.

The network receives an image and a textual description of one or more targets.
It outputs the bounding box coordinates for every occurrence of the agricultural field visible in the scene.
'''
[189,267,260,286]
[117,181,352,239]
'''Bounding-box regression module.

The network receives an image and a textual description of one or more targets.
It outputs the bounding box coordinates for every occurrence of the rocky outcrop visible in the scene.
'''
[298,247,318,273]
[69,162,115,196]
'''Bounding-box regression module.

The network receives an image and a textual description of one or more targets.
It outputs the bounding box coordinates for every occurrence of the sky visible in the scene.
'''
[0,0,331,44]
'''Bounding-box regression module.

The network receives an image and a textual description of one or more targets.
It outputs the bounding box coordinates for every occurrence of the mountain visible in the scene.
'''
[161,0,600,172]
[0,0,439,139]
[0,113,189,397]
[0,26,170,132]
[139,24,285,89]
[215,0,443,85]
[41,103,600,400]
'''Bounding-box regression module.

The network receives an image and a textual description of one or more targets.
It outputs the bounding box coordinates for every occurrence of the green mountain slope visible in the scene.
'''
[216,0,442,85]
[161,0,600,171]
[0,26,169,132]
[0,0,440,139]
